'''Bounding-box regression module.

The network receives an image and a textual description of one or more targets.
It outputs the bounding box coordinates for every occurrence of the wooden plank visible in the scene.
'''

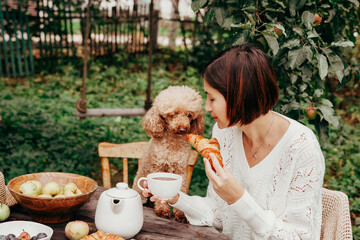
[76,108,146,117]
[3,2,17,77]
[11,7,24,76]
[25,11,34,74]
[58,1,64,62]
[18,8,29,76]
[0,1,10,76]
[67,0,75,56]
[98,142,147,158]
[36,0,45,69]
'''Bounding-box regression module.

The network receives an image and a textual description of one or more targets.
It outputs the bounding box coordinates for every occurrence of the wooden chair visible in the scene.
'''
[98,142,199,194]
[320,188,353,240]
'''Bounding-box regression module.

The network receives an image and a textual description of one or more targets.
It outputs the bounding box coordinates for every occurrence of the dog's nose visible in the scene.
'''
[178,128,187,134]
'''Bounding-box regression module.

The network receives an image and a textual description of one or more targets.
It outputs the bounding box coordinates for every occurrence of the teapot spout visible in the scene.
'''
[111,198,123,213]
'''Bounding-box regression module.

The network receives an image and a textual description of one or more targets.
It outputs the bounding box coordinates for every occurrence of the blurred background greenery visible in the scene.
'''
[1,0,359,237]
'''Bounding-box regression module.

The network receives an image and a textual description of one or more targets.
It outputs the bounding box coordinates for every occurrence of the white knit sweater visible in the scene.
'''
[172,113,325,239]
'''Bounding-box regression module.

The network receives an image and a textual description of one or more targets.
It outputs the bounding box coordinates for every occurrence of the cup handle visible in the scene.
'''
[137,177,147,191]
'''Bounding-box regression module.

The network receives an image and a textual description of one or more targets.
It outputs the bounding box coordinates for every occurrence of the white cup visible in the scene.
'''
[137,172,182,200]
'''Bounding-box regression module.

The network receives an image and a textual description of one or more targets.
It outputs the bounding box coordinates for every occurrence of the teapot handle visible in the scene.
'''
[137,177,147,191]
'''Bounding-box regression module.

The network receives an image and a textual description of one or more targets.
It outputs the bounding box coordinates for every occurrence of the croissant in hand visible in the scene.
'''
[186,133,223,171]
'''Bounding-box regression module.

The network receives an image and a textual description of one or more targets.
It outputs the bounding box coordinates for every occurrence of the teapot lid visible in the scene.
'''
[105,182,138,199]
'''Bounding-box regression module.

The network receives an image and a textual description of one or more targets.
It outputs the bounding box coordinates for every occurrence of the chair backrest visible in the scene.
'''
[320,187,353,240]
[98,142,199,194]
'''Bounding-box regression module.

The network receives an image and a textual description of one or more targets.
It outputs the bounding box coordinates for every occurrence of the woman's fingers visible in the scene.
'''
[141,180,152,197]
[203,157,217,180]
[150,195,159,202]
[142,188,152,197]
[209,153,225,176]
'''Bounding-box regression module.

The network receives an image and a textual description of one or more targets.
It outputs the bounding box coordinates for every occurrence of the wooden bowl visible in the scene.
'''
[8,172,98,224]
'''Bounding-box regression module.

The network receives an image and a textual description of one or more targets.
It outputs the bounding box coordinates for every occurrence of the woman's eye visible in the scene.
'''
[209,98,215,102]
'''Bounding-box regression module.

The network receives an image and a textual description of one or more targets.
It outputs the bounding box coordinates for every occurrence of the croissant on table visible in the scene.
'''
[80,230,126,240]
[186,133,223,171]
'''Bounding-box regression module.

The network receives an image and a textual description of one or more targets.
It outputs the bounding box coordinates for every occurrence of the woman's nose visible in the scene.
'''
[205,101,211,112]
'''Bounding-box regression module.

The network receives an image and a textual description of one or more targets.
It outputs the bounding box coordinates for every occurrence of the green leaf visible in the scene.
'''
[274,0,286,8]
[203,7,215,26]
[301,11,315,23]
[293,27,305,37]
[288,46,312,69]
[331,40,355,47]
[281,101,301,112]
[244,11,256,26]
[263,34,279,55]
[289,0,307,16]
[215,7,226,26]
[307,29,319,38]
[347,0,359,7]
[223,17,233,30]
[318,99,339,127]
[282,39,301,49]
[191,0,208,12]
[242,6,256,12]
[317,53,328,80]
[289,0,297,16]
[328,54,345,82]
[231,22,252,29]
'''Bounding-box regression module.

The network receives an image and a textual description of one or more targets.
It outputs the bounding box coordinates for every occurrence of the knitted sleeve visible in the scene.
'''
[230,130,325,239]
[170,188,219,226]
[170,124,225,228]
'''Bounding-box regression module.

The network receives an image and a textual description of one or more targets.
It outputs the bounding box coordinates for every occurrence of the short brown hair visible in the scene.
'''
[202,44,279,126]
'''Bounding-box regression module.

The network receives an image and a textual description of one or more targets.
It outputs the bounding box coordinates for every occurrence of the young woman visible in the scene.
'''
[143,44,325,239]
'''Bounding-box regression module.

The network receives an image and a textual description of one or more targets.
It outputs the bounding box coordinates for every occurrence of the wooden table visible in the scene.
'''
[8,187,229,240]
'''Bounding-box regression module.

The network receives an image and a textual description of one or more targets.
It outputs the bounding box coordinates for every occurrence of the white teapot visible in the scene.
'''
[95,182,144,238]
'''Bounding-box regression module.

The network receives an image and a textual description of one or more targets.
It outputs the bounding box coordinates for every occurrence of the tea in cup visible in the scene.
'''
[137,172,182,200]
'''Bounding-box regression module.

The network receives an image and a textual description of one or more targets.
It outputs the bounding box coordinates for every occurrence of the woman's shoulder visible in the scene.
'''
[212,123,240,138]
[278,113,320,147]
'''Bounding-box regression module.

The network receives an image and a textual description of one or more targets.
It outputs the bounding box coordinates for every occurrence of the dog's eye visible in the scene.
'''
[187,113,193,119]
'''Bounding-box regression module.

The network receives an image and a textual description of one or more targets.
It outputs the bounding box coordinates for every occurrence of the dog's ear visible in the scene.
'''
[141,107,166,138]
[191,112,205,135]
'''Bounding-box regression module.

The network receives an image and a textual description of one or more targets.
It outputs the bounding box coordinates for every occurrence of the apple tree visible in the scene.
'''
[191,0,360,139]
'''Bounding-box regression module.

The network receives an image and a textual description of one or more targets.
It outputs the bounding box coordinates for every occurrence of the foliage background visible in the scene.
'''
[1,50,359,237]
[192,0,360,142]
[0,0,359,237]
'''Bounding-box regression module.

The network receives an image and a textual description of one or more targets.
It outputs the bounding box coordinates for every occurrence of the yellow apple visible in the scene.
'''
[19,181,41,197]
[42,181,61,197]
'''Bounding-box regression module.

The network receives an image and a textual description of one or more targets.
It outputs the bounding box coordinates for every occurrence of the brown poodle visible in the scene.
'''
[133,85,204,223]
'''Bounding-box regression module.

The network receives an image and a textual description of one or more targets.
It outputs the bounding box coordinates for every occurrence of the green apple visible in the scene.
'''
[42,181,61,197]
[19,181,41,197]
[0,203,10,221]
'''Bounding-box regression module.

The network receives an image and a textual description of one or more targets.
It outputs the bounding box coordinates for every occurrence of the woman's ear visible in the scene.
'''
[141,107,166,138]
[190,112,205,135]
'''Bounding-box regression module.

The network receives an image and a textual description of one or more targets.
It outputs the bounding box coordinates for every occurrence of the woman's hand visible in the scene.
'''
[141,180,180,204]
[204,153,245,205]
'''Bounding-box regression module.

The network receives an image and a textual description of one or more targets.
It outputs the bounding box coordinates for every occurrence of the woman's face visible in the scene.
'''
[204,79,229,129]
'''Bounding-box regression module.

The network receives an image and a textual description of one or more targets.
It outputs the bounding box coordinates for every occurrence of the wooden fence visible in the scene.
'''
[85,3,158,62]
[0,0,158,77]
[0,0,34,77]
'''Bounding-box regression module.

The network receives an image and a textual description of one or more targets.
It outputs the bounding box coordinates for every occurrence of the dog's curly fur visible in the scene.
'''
[133,85,204,223]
